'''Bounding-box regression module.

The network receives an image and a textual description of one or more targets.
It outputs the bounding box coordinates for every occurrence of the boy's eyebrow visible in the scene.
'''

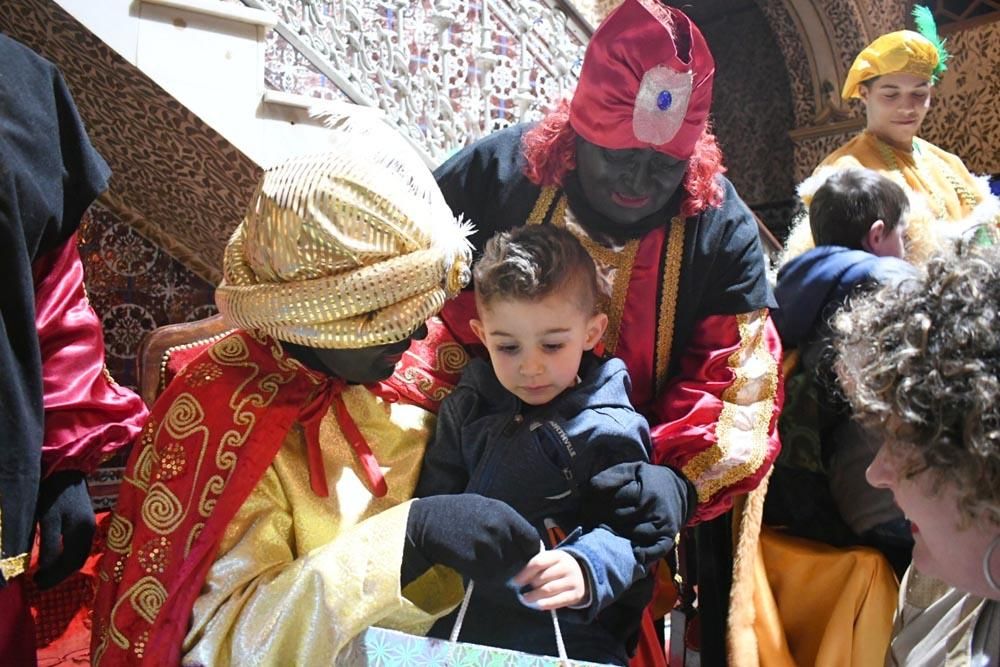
[488,327,572,336]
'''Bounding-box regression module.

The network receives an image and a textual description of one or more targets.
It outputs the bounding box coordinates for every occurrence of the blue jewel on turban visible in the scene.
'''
[656,90,673,111]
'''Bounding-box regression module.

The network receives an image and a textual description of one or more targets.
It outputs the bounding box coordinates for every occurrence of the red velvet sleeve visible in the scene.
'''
[650,310,783,524]
[32,233,149,476]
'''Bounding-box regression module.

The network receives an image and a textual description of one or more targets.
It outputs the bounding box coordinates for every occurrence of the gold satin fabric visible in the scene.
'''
[181,386,462,666]
[749,527,898,667]
[784,131,998,265]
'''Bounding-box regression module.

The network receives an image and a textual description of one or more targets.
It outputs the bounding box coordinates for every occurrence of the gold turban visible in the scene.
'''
[215,121,473,349]
[842,30,939,100]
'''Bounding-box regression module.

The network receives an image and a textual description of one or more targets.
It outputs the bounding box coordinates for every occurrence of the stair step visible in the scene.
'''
[141,0,276,28]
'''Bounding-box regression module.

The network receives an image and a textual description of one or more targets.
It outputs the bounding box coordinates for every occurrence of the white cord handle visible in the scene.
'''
[448,541,570,664]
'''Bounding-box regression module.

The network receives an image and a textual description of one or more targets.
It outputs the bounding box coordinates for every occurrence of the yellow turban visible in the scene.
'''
[215,120,473,349]
[841,30,939,100]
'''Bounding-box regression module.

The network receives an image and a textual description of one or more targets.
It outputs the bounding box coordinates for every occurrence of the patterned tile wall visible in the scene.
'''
[79,206,218,394]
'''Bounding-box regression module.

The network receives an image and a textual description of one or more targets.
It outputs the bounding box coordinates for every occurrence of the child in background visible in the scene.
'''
[769,167,917,574]
[416,224,692,665]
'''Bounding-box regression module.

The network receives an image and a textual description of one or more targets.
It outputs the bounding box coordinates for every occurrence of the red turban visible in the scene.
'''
[569,0,715,160]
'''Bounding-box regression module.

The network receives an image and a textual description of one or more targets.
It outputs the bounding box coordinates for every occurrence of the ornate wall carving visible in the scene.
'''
[1,0,262,286]
[79,207,218,393]
[920,19,1000,175]
[698,7,797,215]
[247,0,589,164]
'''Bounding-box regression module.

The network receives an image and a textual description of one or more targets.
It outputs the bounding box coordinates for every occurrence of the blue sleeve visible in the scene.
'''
[551,408,651,618]
[557,526,646,621]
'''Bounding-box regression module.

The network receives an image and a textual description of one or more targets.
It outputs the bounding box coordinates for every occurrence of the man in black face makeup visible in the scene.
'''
[432,0,783,663]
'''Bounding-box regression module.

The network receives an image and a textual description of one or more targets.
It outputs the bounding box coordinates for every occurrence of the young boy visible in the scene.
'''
[769,167,917,574]
[416,224,692,665]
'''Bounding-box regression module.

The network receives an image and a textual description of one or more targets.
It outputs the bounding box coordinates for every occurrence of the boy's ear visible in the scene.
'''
[584,313,609,350]
[864,219,886,252]
[469,318,487,345]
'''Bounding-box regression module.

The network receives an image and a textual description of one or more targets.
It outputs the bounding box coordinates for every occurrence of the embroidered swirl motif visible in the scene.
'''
[163,394,206,439]
[211,334,250,363]
[199,475,226,517]
[398,367,454,402]
[127,576,167,624]
[437,341,470,374]
[141,483,185,535]
[106,513,135,554]
[186,523,204,557]
[129,425,158,490]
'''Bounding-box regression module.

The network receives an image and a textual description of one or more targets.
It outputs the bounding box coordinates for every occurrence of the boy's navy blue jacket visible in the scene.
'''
[771,245,917,541]
[416,354,652,665]
[774,245,914,349]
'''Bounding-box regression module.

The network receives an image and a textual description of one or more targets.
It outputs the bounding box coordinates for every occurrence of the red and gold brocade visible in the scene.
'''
[90,327,464,666]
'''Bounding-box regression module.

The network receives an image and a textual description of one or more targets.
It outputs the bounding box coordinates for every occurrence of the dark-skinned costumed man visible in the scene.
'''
[90,117,549,666]
[433,1,783,664]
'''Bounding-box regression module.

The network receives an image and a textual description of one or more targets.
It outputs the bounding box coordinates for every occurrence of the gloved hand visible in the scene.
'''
[34,471,96,590]
[403,494,540,585]
[583,462,696,565]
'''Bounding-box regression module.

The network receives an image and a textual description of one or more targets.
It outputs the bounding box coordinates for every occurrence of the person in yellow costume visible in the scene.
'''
[783,6,1000,265]
[89,118,547,666]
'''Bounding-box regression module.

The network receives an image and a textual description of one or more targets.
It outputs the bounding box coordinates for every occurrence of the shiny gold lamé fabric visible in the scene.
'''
[181,385,463,667]
[216,123,473,349]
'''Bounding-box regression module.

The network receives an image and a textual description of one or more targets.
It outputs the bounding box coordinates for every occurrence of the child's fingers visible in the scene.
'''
[519,576,575,605]
[521,586,582,611]
[511,550,563,586]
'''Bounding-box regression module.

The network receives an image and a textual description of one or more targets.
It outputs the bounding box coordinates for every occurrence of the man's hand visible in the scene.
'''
[512,549,588,611]
[583,462,695,565]
[34,471,96,590]
[403,494,541,584]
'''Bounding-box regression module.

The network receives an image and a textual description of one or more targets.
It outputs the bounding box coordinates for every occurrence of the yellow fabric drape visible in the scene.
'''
[181,386,463,666]
[751,527,898,667]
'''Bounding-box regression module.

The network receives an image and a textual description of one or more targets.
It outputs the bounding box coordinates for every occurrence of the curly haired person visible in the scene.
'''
[834,233,1000,664]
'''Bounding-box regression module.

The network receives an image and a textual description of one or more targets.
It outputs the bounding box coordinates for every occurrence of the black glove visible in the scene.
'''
[34,471,96,590]
[402,494,540,586]
[584,462,696,566]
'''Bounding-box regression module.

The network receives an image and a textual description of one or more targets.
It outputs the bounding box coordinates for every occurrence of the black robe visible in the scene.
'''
[0,33,110,576]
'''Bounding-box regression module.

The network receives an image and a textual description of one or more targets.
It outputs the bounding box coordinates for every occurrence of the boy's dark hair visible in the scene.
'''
[474,225,600,314]
[809,167,909,249]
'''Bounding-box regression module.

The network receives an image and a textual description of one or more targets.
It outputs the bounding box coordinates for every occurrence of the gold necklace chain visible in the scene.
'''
[871,132,979,217]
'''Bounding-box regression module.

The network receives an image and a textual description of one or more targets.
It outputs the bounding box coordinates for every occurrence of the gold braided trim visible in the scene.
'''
[1,553,30,580]
[920,141,981,211]
[0,504,30,579]
[682,311,779,502]
[526,186,559,226]
[726,466,773,666]
[654,217,686,395]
